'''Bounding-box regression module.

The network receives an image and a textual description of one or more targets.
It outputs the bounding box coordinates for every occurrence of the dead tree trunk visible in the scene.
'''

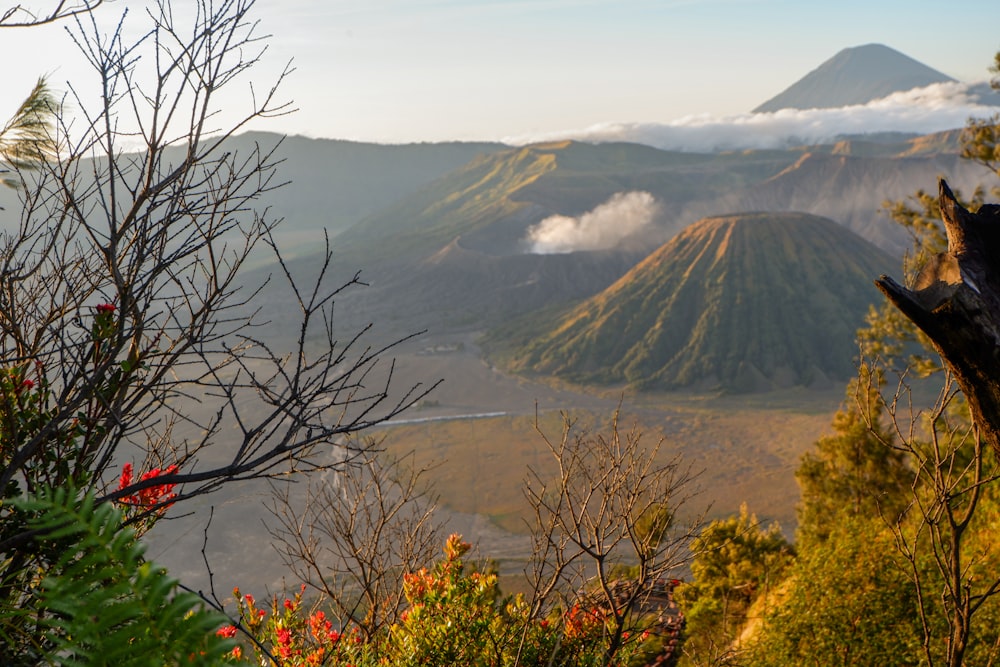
[876,179,1000,455]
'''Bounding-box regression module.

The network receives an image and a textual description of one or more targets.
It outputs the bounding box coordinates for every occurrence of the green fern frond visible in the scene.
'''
[0,76,60,169]
[14,486,234,666]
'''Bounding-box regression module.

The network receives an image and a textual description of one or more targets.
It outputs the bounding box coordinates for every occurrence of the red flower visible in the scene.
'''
[116,462,178,510]
[19,379,34,390]
[118,463,133,490]
[309,610,337,641]
[284,598,295,611]
[276,626,293,659]
[215,625,237,638]
[95,303,116,314]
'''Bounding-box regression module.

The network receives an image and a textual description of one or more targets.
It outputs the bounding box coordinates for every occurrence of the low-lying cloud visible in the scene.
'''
[526,191,659,254]
[505,81,1000,153]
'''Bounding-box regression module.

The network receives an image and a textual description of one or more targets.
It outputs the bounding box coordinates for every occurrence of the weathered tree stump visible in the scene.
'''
[876,180,1000,452]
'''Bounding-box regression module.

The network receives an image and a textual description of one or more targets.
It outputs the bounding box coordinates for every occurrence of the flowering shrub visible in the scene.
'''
[226,584,369,666]
[388,533,501,666]
[228,535,650,667]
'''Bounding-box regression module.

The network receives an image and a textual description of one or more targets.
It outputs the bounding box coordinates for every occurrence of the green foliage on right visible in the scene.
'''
[746,516,922,667]
[676,504,792,666]
[795,377,910,547]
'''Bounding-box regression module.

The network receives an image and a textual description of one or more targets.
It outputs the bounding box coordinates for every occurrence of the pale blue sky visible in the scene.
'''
[3,0,999,143]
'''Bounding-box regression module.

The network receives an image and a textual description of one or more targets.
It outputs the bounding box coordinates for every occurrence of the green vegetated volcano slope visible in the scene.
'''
[501,212,894,392]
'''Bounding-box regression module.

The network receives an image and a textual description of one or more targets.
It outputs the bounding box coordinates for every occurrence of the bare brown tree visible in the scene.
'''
[0,0,104,27]
[266,445,443,642]
[866,176,1000,667]
[858,362,1000,667]
[0,0,436,653]
[521,408,701,667]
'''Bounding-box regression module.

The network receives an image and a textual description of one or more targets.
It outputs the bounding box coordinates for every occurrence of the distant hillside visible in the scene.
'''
[677,145,988,255]
[325,133,986,273]
[254,132,993,348]
[328,140,803,266]
[189,132,507,254]
[754,44,955,113]
[493,212,895,392]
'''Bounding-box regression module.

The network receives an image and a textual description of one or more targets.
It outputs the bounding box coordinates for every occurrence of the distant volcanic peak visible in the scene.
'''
[615,212,810,283]
[753,43,956,113]
[505,211,893,392]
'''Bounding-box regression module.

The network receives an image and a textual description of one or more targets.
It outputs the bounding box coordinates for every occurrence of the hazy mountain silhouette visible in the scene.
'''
[754,43,955,113]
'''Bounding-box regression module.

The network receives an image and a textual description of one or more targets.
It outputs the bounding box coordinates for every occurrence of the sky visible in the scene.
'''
[3,0,1000,147]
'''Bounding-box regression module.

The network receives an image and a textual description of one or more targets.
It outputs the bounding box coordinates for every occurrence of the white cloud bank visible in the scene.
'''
[526,191,659,254]
[505,81,1000,153]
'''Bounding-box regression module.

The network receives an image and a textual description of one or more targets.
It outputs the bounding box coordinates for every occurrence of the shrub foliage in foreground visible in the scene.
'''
[3,486,232,666]
[225,534,673,667]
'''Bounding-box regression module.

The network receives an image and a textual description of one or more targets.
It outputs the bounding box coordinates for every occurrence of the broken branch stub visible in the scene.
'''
[876,180,1000,453]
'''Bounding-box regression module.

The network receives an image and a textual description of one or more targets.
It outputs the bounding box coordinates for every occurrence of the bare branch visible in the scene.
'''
[0,0,104,27]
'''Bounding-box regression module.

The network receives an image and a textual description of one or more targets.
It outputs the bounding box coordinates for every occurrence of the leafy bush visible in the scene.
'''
[3,486,232,666]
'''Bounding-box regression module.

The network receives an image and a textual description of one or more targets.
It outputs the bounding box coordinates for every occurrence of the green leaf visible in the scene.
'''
[12,486,233,665]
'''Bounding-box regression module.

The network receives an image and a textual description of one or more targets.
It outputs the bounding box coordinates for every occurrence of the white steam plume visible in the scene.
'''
[504,81,1000,153]
[526,191,659,254]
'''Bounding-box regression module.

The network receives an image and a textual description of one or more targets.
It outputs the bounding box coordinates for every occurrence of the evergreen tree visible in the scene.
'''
[676,504,792,666]
[795,376,909,547]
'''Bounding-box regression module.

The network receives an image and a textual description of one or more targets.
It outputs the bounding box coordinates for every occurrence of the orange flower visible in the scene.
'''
[443,533,471,561]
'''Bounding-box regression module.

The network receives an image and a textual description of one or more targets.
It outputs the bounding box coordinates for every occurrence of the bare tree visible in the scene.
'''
[0,0,435,652]
[857,364,1000,667]
[0,0,104,27]
[862,176,1000,666]
[521,408,701,666]
[266,444,443,642]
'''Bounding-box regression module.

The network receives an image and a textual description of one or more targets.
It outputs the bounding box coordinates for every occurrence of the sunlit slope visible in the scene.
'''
[331,140,799,264]
[503,212,894,392]
[331,143,563,263]
[324,133,979,272]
